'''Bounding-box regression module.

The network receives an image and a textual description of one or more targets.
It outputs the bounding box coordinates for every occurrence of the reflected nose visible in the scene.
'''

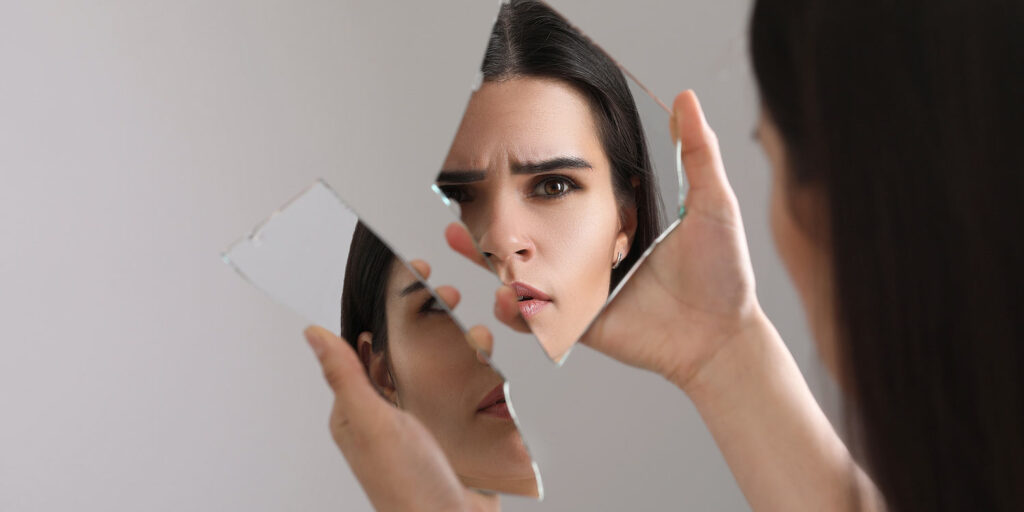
[476,205,534,272]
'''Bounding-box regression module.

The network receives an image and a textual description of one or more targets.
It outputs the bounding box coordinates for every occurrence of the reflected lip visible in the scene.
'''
[510,281,552,320]
[476,383,511,420]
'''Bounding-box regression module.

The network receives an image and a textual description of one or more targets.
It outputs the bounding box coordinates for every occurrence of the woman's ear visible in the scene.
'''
[356,331,398,405]
[615,202,639,262]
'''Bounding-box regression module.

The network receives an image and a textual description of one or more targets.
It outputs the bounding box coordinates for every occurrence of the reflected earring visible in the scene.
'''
[612,251,623,269]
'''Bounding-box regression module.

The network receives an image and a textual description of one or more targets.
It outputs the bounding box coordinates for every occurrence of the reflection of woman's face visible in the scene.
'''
[438,77,633,360]
[372,262,537,495]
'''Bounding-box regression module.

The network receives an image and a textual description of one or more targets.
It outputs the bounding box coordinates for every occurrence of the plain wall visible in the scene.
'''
[0,1,837,510]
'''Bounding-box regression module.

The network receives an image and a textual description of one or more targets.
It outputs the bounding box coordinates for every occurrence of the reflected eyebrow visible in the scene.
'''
[512,156,592,174]
[399,281,426,297]
[436,170,485,184]
[436,156,592,182]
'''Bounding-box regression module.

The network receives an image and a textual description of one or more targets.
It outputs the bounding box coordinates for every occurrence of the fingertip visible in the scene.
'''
[496,284,515,300]
[467,325,494,357]
[304,325,333,358]
[672,90,693,117]
[436,285,461,309]
[674,90,709,131]
[444,221,468,243]
[494,286,516,319]
[409,259,431,280]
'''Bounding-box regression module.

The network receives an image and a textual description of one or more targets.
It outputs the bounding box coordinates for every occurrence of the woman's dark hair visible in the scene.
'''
[478,0,662,287]
[751,1,1024,510]
[340,222,396,353]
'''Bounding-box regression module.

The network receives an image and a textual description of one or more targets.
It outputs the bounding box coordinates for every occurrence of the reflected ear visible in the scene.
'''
[356,331,398,405]
[616,202,639,261]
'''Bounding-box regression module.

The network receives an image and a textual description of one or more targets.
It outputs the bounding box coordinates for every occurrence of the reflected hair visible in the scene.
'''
[483,0,663,287]
[340,222,395,353]
[751,0,1024,510]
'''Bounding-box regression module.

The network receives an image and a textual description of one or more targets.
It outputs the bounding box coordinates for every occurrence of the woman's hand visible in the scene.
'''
[303,260,493,512]
[448,90,765,391]
[578,90,764,390]
[448,91,879,511]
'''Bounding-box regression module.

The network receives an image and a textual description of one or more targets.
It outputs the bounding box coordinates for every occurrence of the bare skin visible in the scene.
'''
[305,90,882,511]
[437,77,634,362]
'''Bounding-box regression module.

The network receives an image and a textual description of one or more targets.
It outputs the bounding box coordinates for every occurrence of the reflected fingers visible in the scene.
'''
[434,285,461,310]
[467,324,494,362]
[495,285,531,333]
[445,222,490,270]
[408,259,432,280]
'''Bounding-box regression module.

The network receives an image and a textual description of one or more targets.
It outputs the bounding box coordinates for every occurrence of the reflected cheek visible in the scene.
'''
[388,323,477,411]
[543,205,616,309]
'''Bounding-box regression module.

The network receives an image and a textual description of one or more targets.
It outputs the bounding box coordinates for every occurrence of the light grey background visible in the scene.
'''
[0,1,837,510]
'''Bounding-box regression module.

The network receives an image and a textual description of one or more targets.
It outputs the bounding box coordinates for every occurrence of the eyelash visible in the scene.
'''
[529,175,580,199]
[418,296,447,316]
[438,185,472,204]
[437,174,581,204]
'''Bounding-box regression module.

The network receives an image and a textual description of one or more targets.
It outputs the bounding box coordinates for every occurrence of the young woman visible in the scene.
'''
[308,0,1024,510]
[436,0,663,361]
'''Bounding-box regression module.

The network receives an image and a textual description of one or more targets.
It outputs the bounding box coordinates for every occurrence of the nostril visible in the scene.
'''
[482,251,494,259]
[515,249,529,255]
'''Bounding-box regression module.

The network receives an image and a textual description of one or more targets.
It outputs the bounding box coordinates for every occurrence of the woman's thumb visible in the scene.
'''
[672,90,730,196]
[304,325,379,412]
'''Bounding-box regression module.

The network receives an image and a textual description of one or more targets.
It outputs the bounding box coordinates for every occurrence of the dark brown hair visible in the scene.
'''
[751,0,1024,509]
[340,222,394,352]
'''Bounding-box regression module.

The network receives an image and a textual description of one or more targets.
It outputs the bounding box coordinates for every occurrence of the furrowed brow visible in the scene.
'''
[512,156,592,174]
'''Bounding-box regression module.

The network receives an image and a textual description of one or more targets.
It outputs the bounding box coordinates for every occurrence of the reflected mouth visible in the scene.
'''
[510,281,551,320]
[477,383,512,420]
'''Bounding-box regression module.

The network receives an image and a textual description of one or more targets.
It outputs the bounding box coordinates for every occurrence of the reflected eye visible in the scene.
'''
[531,176,579,198]
[418,296,447,316]
[438,185,473,203]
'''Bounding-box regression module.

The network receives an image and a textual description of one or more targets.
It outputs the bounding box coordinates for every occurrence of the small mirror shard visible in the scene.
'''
[222,179,541,499]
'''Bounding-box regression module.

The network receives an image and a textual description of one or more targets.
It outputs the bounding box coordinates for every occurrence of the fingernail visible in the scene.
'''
[304,327,327,357]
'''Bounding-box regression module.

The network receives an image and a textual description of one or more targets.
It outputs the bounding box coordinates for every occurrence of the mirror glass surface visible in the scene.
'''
[222,181,356,333]
[223,0,684,503]
[433,0,682,362]
[223,180,541,497]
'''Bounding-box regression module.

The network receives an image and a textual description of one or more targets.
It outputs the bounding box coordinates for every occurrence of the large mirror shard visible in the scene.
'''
[223,181,541,499]
[433,0,682,363]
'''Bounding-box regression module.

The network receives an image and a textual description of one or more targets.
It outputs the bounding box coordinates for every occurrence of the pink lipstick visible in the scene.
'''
[510,281,552,320]
[476,383,512,420]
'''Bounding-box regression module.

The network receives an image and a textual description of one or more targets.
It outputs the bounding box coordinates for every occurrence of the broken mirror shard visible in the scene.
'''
[222,179,541,498]
[222,180,356,332]
[433,0,683,363]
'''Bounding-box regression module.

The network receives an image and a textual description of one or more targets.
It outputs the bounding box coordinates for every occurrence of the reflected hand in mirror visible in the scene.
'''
[434,0,666,363]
